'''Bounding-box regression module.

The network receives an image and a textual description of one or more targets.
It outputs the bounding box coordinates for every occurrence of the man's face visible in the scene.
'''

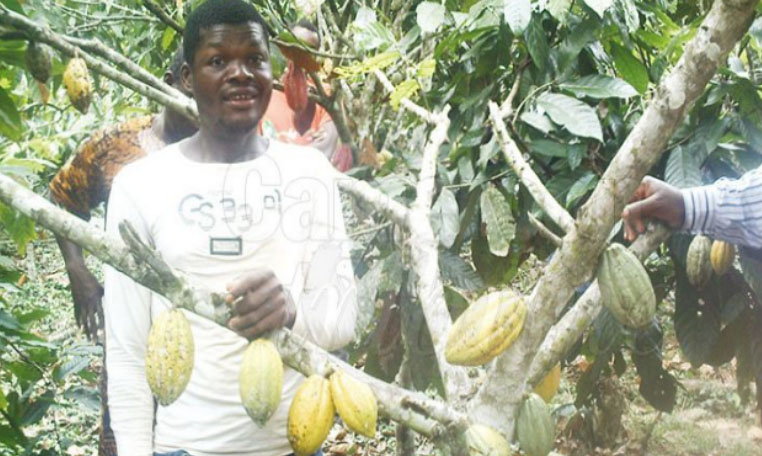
[183,22,272,136]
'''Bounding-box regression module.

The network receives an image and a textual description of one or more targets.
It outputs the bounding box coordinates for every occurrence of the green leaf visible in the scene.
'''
[582,0,613,18]
[439,250,485,292]
[674,269,721,367]
[471,235,517,286]
[0,388,5,410]
[161,27,176,51]
[0,203,36,255]
[20,390,54,426]
[611,42,649,94]
[536,92,603,141]
[351,7,395,52]
[546,0,572,23]
[520,110,554,134]
[444,286,469,320]
[503,0,531,35]
[631,322,677,412]
[559,75,637,99]
[566,172,598,206]
[390,79,420,110]
[0,308,21,331]
[524,19,550,72]
[664,146,702,189]
[431,189,459,248]
[615,0,639,32]
[63,386,100,412]
[480,185,515,256]
[0,0,24,15]
[53,356,92,382]
[417,59,436,78]
[417,2,447,34]
[0,87,21,141]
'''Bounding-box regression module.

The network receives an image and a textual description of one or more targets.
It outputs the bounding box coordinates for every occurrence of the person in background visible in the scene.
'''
[622,171,762,249]
[48,48,197,456]
[260,19,339,160]
[103,0,356,454]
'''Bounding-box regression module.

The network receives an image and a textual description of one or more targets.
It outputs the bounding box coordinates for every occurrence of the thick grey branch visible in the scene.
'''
[336,174,410,229]
[527,224,670,386]
[471,0,758,437]
[488,102,575,233]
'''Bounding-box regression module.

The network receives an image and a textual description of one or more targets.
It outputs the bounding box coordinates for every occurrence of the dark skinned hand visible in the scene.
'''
[622,176,685,242]
[68,265,104,340]
[226,269,297,341]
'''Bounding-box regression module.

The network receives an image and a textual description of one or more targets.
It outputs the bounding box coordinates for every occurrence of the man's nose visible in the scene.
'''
[228,60,253,81]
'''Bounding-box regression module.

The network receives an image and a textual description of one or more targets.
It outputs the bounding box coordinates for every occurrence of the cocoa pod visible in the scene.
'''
[465,424,512,456]
[597,243,656,328]
[710,240,735,276]
[25,41,52,83]
[516,393,554,456]
[329,370,377,437]
[445,290,526,366]
[63,57,92,114]
[287,375,334,456]
[686,235,712,288]
[239,338,283,427]
[145,309,195,406]
[533,363,561,403]
[284,61,309,113]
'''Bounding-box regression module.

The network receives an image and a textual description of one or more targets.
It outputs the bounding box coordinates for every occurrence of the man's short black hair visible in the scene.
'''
[183,0,270,65]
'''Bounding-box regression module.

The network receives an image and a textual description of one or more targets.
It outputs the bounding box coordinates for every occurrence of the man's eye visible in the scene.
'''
[210,56,224,67]
[249,55,264,65]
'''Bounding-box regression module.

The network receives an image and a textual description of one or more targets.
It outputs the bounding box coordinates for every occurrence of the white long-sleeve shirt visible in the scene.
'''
[103,140,357,456]
[681,166,762,248]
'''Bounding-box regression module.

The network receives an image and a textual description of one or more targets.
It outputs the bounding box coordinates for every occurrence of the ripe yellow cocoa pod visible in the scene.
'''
[329,370,377,437]
[239,339,283,427]
[710,240,735,276]
[445,290,526,366]
[465,424,512,456]
[63,57,92,113]
[686,235,712,288]
[145,309,194,406]
[533,363,561,403]
[287,375,334,456]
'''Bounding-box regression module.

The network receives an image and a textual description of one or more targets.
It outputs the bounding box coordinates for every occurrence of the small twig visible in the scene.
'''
[141,0,183,33]
[488,102,575,233]
[499,62,528,118]
[272,38,357,60]
[349,221,393,238]
[528,213,562,247]
[373,69,436,124]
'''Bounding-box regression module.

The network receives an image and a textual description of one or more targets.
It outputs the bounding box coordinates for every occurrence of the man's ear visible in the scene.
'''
[163,72,174,87]
[180,62,193,94]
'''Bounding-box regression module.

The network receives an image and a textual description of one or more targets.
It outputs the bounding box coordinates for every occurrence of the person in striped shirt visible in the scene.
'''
[622,171,762,248]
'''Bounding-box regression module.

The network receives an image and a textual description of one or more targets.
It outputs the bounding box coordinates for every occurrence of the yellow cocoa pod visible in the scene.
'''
[445,290,526,366]
[239,338,283,427]
[465,424,512,456]
[533,363,561,403]
[710,240,735,276]
[145,309,194,406]
[329,370,377,437]
[287,375,334,456]
[63,57,92,113]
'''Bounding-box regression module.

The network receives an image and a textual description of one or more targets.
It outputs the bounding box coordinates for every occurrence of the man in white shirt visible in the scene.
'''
[103,1,357,454]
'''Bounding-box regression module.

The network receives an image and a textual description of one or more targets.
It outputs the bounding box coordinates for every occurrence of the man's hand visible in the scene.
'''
[622,176,685,242]
[68,265,104,340]
[226,270,297,340]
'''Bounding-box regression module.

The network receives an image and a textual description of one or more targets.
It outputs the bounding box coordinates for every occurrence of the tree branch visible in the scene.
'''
[528,213,562,247]
[0,5,197,123]
[488,102,575,233]
[141,0,183,33]
[471,0,758,437]
[335,174,410,229]
[0,172,474,441]
[373,69,436,124]
[526,224,670,386]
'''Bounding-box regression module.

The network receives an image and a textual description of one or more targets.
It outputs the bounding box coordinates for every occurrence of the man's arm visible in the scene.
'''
[103,176,155,455]
[54,234,102,339]
[623,168,762,248]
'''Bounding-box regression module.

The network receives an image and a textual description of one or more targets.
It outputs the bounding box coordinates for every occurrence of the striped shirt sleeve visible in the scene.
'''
[681,166,762,248]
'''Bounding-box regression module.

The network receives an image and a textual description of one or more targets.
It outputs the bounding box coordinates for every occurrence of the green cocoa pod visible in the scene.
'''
[686,235,712,289]
[597,243,656,329]
[516,393,554,456]
[25,41,52,83]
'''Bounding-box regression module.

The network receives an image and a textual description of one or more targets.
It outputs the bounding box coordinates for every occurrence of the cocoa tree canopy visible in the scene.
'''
[0,0,762,454]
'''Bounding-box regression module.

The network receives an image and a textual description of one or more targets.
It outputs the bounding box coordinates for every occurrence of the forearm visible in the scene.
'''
[682,167,762,248]
[55,233,87,271]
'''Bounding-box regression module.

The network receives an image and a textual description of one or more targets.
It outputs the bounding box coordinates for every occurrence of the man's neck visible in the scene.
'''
[184,129,267,163]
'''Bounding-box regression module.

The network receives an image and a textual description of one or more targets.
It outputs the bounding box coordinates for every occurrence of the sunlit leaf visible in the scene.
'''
[503,0,532,35]
[537,92,603,141]
[417,2,447,34]
[480,185,515,256]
